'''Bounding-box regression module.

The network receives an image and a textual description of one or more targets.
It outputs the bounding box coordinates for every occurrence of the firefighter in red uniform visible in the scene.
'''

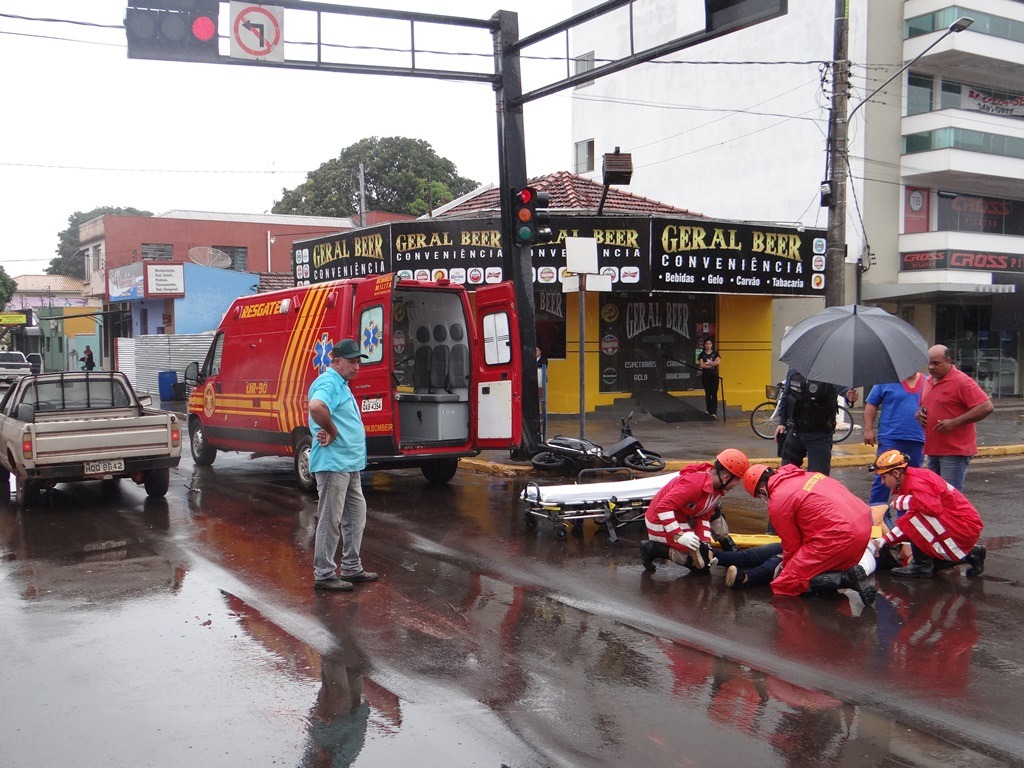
[737,464,876,604]
[640,449,749,572]
[870,449,985,577]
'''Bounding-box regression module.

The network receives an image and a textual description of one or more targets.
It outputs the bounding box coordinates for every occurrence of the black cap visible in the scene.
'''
[331,339,368,360]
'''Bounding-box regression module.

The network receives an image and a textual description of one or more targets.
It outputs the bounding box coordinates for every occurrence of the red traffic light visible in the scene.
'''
[192,15,217,42]
[515,188,534,205]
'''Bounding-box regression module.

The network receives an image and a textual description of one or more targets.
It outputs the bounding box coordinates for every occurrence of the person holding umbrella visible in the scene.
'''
[774,367,857,476]
[916,344,993,491]
[870,449,985,578]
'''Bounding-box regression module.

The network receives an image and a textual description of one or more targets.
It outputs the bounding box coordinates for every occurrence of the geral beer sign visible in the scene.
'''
[293,216,826,297]
[902,249,1024,273]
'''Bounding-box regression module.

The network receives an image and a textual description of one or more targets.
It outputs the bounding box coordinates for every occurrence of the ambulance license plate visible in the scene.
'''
[85,459,124,475]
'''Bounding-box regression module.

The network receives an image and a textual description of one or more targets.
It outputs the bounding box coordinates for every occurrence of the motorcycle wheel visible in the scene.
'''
[531,451,572,472]
[624,452,666,472]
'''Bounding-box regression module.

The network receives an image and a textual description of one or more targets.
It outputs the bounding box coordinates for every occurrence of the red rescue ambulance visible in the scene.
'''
[183,273,522,488]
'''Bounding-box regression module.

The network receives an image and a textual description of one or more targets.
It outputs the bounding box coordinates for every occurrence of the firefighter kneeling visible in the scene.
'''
[869,449,985,578]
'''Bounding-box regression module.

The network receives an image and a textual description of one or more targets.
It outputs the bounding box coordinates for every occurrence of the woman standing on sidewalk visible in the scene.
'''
[698,338,721,418]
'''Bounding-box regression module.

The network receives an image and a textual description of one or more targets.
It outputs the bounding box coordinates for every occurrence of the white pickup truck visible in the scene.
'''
[0,371,182,505]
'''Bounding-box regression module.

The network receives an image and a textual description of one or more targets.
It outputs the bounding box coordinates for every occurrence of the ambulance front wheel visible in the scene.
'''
[294,434,317,493]
[190,419,217,466]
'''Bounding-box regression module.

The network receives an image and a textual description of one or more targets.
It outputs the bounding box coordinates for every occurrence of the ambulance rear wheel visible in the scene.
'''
[421,458,458,484]
[294,434,316,493]
[190,420,217,466]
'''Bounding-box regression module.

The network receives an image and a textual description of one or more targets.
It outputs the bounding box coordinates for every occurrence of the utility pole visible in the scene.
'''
[825,0,849,308]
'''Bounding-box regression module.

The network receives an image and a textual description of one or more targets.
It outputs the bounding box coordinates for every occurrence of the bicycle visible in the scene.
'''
[749,383,854,443]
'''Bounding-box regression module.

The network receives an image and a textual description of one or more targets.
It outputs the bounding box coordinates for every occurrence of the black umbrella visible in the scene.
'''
[779,304,928,388]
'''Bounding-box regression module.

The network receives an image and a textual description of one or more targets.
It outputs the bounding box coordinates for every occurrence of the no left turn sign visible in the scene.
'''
[230,2,284,62]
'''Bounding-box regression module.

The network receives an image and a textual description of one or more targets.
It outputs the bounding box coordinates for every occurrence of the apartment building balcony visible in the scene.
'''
[905,2,1024,92]
[901,109,1024,198]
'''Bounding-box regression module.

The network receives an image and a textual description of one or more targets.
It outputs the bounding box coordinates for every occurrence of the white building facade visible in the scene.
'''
[569,0,1024,396]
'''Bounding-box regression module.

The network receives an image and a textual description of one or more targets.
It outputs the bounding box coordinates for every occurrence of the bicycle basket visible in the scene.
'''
[765,384,781,400]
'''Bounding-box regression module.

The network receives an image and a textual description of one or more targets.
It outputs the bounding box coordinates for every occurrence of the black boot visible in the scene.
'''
[808,571,844,596]
[840,565,877,606]
[641,540,671,572]
[965,544,986,578]
[716,535,738,552]
[892,545,934,578]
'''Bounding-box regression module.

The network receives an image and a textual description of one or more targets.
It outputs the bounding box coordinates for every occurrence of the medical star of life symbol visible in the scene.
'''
[362,321,381,356]
[313,333,334,373]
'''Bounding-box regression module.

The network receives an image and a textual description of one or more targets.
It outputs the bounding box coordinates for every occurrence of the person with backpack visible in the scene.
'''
[773,367,858,475]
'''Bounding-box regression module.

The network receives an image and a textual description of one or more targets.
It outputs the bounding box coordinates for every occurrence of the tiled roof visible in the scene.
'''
[433,171,703,218]
[13,274,86,293]
[257,272,296,293]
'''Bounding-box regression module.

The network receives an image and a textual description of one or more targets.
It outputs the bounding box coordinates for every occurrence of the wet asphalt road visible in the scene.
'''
[2,453,1024,768]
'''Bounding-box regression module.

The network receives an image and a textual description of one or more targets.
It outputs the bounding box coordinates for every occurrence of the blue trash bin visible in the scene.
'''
[158,371,178,401]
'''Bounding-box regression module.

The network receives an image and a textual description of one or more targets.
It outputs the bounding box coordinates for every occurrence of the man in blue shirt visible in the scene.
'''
[309,338,378,591]
[863,372,925,506]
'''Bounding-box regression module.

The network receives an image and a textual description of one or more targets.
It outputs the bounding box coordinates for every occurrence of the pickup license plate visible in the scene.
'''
[84,459,125,475]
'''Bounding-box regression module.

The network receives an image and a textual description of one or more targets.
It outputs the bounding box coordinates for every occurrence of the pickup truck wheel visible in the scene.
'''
[421,458,458,484]
[144,468,170,498]
[190,421,217,466]
[294,434,316,493]
[15,477,38,506]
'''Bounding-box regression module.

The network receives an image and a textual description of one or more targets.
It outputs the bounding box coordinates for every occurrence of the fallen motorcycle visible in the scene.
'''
[531,411,666,476]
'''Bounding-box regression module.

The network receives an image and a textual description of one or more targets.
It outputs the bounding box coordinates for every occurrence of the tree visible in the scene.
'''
[0,265,16,309]
[48,206,153,279]
[272,136,477,218]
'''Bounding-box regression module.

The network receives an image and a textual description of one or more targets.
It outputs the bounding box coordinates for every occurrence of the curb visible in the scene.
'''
[461,444,1024,478]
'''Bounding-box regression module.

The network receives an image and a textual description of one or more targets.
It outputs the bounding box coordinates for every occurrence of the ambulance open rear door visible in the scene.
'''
[472,283,522,450]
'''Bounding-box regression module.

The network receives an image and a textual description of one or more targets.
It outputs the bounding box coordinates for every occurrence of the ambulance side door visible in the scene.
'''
[472,282,522,449]
[352,277,398,455]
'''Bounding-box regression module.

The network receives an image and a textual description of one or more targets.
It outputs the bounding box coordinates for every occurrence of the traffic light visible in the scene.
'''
[510,186,555,246]
[533,189,554,244]
[125,1,220,63]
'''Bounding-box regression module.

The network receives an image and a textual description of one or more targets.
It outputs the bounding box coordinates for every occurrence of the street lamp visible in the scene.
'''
[824,11,973,306]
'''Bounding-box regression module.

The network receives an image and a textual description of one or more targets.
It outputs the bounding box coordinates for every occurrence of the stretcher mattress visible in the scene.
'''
[520,473,675,507]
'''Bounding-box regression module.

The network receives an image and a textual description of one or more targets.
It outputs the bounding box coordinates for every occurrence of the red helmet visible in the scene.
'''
[715,448,750,479]
[743,464,772,497]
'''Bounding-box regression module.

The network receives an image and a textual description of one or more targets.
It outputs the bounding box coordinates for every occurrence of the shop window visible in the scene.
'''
[534,291,567,359]
[574,139,595,173]
[141,243,173,261]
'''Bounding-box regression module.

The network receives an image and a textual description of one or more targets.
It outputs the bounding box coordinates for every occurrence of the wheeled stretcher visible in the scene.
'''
[520,472,674,542]
[520,471,784,549]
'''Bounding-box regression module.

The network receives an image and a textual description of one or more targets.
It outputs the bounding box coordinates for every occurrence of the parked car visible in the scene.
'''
[25,353,43,374]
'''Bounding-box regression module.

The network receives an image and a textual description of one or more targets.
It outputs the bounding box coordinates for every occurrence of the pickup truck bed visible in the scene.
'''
[0,371,182,505]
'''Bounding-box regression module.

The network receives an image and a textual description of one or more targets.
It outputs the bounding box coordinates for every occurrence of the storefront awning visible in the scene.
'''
[861,282,1016,302]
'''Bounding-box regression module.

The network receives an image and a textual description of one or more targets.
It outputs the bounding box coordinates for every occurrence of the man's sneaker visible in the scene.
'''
[314,576,354,592]
[725,565,748,589]
[965,544,986,577]
[339,571,379,583]
[640,540,658,572]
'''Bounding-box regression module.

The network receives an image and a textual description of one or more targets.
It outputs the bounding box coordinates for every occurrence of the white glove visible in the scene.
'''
[676,531,700,550]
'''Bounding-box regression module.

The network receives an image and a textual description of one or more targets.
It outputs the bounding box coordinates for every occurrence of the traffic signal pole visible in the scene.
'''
[493,10,541,456]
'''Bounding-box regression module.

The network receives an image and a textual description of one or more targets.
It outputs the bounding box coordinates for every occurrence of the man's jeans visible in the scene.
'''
[926,454,972,492]
[313,471,367,581]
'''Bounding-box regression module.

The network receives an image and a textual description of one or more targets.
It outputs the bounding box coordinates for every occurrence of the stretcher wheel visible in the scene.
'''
[571,521,584,538]
[554,523,567,540]
[524,512,537,530]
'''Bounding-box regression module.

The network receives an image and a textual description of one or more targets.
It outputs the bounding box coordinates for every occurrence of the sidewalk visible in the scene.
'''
[464,400,1024,476]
